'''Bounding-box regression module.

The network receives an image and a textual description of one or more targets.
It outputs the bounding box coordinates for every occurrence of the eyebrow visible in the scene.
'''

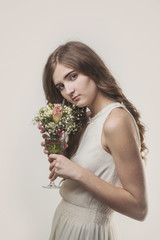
[64,70,75,79]
[55,70,75,87]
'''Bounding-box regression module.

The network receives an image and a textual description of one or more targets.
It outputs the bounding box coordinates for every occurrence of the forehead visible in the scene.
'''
[53,63,74,84]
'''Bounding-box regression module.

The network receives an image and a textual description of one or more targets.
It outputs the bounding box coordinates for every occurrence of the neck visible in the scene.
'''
[88,92,116,117]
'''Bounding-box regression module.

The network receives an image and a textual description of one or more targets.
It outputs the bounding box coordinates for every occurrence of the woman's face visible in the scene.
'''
[53,63,99,108]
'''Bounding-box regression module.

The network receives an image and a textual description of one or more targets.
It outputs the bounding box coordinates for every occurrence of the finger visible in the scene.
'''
[48,155,57,163]
[49,169,54,179]
[42,134,48,139]
[48,157,54,163]
[44,149,49,154]
[61,144,68,155]
[41,141,46,146]
[49,168,57,179]
[64,143,68,149]
[50,174,58,181]
[49,162,55,171]
[48,154,58,163]
[48,154,58,161]
[49,154,58,158]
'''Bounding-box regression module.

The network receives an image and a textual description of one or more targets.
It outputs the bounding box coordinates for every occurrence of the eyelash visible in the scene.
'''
[58,84,64,91]
[70,73,77,80]
[57,73,78,91]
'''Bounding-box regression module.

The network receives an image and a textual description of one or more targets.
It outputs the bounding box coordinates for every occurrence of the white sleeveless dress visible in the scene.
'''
[49,102,141,240]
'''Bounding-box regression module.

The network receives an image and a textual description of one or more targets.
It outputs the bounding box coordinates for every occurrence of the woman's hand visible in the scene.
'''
[48,154,83,181]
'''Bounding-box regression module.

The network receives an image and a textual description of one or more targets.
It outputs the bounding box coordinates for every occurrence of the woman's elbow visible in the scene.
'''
[135,201,148,221]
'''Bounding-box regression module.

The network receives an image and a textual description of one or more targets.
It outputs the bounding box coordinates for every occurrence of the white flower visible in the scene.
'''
[33,103,85,137]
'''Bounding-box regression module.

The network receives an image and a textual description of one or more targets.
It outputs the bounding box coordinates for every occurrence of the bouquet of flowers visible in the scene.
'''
[33,103,84,154]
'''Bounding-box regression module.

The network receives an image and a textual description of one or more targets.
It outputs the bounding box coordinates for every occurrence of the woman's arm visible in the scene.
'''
[47,109,148,221]
[76,108,148,221]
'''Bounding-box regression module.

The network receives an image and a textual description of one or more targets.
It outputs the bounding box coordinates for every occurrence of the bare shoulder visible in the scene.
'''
[102,107,139,154]
[103,107,134,136]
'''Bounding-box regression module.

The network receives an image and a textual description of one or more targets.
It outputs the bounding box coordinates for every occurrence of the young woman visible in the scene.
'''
[41,41,148,240]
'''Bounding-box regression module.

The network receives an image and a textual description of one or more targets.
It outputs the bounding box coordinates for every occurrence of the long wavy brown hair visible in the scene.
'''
[42,41,148,161]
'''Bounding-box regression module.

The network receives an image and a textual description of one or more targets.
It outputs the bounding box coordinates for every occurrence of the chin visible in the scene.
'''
[75,102,86,108]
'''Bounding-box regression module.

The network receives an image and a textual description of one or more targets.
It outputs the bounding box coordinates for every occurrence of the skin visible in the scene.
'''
[41,63,148,221]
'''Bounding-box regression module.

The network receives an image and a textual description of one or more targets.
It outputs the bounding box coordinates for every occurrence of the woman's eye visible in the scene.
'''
[70,73,77,80]
[58,84,64,91]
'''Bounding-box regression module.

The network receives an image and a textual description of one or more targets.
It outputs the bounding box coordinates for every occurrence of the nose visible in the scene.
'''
[65,82,75,95]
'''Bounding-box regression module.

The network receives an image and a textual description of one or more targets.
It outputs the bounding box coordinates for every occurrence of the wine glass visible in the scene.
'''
[42,132,66,189]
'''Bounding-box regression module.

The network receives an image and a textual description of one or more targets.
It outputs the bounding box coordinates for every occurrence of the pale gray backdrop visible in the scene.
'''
[0,0,159,239]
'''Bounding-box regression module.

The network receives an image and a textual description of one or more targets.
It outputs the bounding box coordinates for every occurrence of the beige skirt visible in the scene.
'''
[49,199,118,240]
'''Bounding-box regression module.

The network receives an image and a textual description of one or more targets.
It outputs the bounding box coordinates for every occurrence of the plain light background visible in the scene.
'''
[0,0,160,239]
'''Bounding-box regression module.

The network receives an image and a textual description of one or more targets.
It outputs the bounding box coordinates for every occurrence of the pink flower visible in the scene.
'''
[38,123,45,131]
[53,104,63,123]
[57,129,63,136]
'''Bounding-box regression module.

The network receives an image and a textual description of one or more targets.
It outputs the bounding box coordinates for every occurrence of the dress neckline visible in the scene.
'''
[88,102,122,124]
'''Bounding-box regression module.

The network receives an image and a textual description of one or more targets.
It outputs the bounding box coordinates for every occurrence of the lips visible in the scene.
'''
[72,95,80,101]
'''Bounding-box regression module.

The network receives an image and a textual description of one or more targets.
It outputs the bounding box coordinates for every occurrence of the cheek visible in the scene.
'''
[86,81,98,95]
[59,91,68,102]
[79,77,97,92]
[61,91,75,104]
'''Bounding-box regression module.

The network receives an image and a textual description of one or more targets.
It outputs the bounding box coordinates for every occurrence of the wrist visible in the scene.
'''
[75,165,86,183]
